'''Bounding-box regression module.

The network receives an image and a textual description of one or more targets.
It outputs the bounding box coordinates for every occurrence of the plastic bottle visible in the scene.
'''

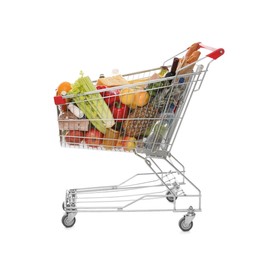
[144,113,174,152]
[112,68,120,76]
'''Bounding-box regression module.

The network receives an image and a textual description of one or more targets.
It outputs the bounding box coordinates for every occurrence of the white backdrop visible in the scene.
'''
[1,0,263,259]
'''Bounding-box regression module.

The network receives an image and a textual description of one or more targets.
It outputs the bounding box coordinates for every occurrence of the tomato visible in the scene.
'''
[84,129,104,147]
[65,130,84,144]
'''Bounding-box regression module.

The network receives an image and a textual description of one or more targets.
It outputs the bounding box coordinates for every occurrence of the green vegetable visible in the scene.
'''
[69,72,115,134]
[146,81,166,98]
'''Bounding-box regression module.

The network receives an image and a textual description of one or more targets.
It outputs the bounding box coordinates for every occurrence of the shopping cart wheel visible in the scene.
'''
[166,191,177,202]
[178,217,193,232]
[62,214,76,228]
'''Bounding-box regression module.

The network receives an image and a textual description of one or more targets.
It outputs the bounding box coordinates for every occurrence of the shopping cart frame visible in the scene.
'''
[56,43,224,231]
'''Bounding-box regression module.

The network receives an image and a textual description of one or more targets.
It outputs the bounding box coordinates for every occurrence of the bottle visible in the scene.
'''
[165,57,179,78]
[158,66,169,77]
[160,113,174,150]
[144,113,174,152]
[112,68,119,76]
[152,58,180,106]
[144,121,165,152]
[96,73,105,86]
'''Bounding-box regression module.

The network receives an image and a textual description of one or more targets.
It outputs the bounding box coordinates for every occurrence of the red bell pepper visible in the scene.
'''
[110,102,129,122]
[96,85,120,106]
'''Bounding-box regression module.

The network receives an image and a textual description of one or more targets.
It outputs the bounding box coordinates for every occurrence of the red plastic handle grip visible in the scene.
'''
[198,43,225,60]
[54,95,67,105]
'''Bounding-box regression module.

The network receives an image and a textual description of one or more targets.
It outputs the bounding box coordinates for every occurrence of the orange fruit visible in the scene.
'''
[56,81,72,112]
[130,91,149,109]
[56,81,72,96]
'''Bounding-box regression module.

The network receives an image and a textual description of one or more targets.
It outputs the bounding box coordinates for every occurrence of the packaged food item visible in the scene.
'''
[96,74,129,87]
[102,128,120,149]
[58,111,90,131]
[59,111,77,120]
[67,103,85,118]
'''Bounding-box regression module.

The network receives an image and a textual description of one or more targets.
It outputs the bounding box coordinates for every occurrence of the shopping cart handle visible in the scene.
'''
[198,43,225,60]
[54,95,67,105]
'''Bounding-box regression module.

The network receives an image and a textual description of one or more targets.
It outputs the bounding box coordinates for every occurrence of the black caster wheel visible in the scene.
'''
[166,191,177,203]
[62,214,76,228]
[178,217,193,232]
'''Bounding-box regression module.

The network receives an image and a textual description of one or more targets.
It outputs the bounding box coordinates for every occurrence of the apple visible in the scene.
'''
[65,130,84,144]
[84,129,104,147]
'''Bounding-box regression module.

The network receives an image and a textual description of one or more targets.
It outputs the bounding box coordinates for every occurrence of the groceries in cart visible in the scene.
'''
[54,42,221,155]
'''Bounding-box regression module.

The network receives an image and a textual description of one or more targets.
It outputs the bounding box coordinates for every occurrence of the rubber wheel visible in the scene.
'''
[178,217,193,232]
[62,214,76,228]
[166,191,177,203]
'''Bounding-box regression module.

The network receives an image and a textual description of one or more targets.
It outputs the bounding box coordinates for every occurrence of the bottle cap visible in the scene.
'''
[179,77,184,83]
[112,68,119,75]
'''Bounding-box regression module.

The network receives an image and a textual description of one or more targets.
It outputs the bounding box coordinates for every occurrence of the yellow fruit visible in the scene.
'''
[130,91,149,109]
[120,88,136,105]
[122,136,137,151]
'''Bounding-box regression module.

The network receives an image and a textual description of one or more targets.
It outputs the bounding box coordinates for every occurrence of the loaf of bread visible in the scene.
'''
[186,50,201,64]
[96,74,129,87]
[178,43,201,74]
[185,42,200,60]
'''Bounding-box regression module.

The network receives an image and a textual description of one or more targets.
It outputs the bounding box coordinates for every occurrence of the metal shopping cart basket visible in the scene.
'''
[54,42,224,231]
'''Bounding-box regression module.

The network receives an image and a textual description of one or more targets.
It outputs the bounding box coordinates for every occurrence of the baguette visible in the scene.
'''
[186,50,201,64]
[178,52,201,75]
[178,48,201,75]
[185,42,200,60]
[178,43,200,70]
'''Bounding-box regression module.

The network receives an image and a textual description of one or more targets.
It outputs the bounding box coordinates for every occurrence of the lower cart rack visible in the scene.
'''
[62,152,201,231]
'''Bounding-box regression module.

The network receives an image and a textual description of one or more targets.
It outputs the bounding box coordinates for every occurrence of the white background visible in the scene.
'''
[1,0,263,259]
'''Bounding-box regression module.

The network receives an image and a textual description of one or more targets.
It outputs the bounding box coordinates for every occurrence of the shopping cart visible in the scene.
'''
[54,42,224,231]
